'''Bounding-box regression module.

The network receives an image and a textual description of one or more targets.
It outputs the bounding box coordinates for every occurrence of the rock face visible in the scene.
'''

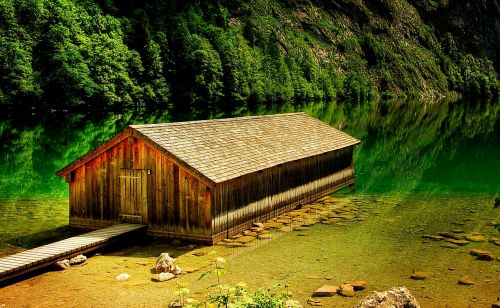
[312,285,339,297]
[155,253,183,275]
[354,287,420,308]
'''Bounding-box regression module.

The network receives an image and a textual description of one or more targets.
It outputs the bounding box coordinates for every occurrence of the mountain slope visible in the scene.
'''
[0,0,498,113]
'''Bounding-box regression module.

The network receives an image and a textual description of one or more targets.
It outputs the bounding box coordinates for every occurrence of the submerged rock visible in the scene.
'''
[465,234,487,242]
[69,254,87,265]
[446,239,469,246]
[441,243,460,249]
[355,287,420,308]
[236,235,256,244]
[489,236,500,246]
[458,276,474,285]
[411,271,430,280]
[312,285,339,297]
[470,248,496,261]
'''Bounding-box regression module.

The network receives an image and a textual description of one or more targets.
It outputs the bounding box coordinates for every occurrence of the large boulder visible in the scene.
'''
[355,287,420,308]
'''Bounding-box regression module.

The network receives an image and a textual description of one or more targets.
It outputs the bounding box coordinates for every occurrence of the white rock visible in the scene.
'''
[116,273,130,281]
[152,272,175,282]
[355,287,420,308]
[69,255,87,265]
[55,259,70,269]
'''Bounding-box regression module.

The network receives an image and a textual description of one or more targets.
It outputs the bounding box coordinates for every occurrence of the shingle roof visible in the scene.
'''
[131,112,360,183]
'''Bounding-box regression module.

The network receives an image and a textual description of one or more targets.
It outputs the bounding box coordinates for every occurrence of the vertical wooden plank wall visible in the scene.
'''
[68,137,213,241]
[212,146,355,240]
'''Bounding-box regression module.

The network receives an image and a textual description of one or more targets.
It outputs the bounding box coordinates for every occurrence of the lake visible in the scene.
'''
[0,98,499,306]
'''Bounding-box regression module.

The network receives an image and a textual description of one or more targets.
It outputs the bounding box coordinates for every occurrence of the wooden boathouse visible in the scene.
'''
[57,113,360,244]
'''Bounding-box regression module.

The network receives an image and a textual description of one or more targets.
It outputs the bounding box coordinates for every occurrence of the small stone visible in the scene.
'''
[116,273,130,281]
[441,243,460,249]
[229,234,243,239]
[265,222,284,229]
[428,235,444,241]
[276,219,293,224]
[307,298,322,306]
[151,272,175,282]
[312,285,339,297]
[55,259,70,270]
[451,229,465,234]
[338,284,354,297]
[236,236,256,244]
[252,222,264,228]
[301,219,317,227]
[458,276,474,285]
[293,226,310,232]
[446,239,469,246]
[193,250,208,256]
[411,272,430,280]
[350,280,368,291]
[182,267,199,274]
[465,234,487,242]
[470,248,496,261]
[297,233,307,236]
[489,236,500,246]
[242,230,257,236]
[250,227,263,233]
[224,242,244,248]
[69,254,87,265]
[257,233,273,239]
[221,239,233,243]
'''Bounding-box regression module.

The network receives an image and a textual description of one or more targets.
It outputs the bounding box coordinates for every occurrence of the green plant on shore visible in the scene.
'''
[184,256,298,308]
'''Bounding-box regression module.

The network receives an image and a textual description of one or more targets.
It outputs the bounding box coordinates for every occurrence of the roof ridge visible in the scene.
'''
[130,112,306,128]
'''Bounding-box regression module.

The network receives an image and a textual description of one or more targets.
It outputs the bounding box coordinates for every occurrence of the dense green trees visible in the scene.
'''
[0,0,498,112]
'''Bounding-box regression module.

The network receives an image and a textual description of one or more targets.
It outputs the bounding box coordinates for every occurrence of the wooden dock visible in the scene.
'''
[0,223,146,282]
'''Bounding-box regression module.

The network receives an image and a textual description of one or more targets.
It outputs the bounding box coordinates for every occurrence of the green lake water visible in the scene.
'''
[0,98,499,305]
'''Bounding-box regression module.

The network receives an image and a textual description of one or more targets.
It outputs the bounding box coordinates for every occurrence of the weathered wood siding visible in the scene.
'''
[68,137,212,241]
[212,146,355,240]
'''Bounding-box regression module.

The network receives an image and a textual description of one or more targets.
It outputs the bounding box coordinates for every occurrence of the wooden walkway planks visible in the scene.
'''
[0,223,146,283]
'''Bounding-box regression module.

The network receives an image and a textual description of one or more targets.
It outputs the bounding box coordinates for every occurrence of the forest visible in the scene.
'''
[0,0,499,115]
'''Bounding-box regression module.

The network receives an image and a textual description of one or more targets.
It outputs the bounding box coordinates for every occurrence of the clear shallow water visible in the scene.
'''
[0,98,499,305]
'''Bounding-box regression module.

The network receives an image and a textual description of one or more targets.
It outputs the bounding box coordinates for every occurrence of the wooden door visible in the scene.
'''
[118,169,148,224]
